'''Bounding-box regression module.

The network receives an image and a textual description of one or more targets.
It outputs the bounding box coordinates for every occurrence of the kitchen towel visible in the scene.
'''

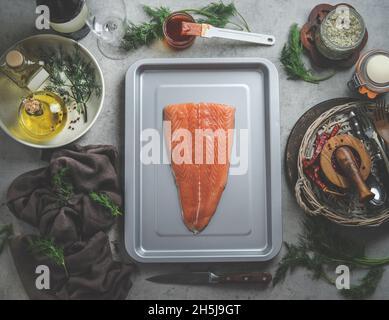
[7,145,132,300]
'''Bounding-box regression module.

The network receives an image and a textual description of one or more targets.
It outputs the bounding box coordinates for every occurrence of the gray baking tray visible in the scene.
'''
[124,58,281,263]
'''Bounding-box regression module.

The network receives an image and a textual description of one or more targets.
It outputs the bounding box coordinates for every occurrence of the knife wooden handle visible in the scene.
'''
[218,272,272,285]
[335,146,374,202]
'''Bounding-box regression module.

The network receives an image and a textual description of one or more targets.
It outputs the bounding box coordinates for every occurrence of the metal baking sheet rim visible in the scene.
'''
[124,58,282,263]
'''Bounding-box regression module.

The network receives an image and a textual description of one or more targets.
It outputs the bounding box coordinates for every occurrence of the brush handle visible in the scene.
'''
[181,22,276,46]
[207,26,276,46]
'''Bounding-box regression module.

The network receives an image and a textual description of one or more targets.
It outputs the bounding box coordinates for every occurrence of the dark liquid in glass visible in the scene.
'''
[165,17,192,42]
[163,12,196,50]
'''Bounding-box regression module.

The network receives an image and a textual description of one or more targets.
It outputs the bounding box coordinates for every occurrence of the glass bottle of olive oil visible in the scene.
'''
[18,91,67,140]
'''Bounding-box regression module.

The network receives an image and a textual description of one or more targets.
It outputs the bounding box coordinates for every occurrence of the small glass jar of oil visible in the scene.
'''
[18,91,67,140]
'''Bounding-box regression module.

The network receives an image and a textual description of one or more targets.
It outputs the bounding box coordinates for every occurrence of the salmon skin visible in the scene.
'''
[164,103,235,234]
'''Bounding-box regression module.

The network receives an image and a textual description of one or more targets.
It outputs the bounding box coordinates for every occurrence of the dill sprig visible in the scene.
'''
[51,167,121,217]
[182,2,250,31]
[43,45,102,123]
[341,268,384,300]
[273,217,389,299]
[122,6,171,51]
[52,167,74,203]
[29,238,68,278]
[89,192,123,217]
[0,224,13,254]
[281,24,335,84]
[121,2,250,51]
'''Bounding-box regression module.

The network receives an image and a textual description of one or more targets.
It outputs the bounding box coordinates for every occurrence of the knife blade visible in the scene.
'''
[182,22,275,46]
[146,272,272,285]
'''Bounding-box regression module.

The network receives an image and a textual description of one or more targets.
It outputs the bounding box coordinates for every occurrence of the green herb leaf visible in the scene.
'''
[184,2,249,31]
[280,24,335,84]
[0,224,13,254]
[143,5,172,38]
[29,238,68,277]
[341,268,384,300]
[89,192,123,217]
[299,217,366,262]
[42,45,101,123]
[273,242,310,286]
[121,6,171,51]
[52,167,74,203]
[273,217,389,299]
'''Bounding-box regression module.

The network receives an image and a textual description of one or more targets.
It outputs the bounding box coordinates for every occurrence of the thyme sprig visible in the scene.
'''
[42,45,101,123]
[281,24,335,84]
[29,238,68,278]
[273,217,389,299]
[52,167,74,203]
[89,192,123,217]
[122,2,250,51]
[0,224,13,254]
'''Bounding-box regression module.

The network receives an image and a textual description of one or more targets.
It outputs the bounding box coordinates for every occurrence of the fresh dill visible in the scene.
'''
[29,238,68,277]
[341,268,385,300]
[122,6,171,51]
[122,2,250,51]
[52,167,74,203]
[273,217,389,299]
[89,192,123,217]
[42,45,102,123]
[51,167,121,217]
[0,224,13,254]
[280,24,335,84]
[182,2,250,31]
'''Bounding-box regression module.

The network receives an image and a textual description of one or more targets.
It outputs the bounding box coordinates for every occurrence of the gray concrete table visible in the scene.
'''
[0,0,388,300]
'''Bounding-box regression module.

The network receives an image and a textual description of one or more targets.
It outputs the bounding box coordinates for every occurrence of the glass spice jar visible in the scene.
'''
[163,12,196,50]
[315,5,366,61]
[348,50,389,99]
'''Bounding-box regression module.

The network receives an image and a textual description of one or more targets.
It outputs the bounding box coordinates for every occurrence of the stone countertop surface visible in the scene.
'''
[0,0,388,300]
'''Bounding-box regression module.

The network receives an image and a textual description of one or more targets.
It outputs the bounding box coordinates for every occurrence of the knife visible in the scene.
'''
[146,272,272,285]
[181,22,275,46]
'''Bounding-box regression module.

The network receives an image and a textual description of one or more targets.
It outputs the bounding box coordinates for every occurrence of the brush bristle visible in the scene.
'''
[181,22,202,36]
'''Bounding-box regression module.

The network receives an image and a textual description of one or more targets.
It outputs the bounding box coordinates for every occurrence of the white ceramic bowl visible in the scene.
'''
[0,34,105,148]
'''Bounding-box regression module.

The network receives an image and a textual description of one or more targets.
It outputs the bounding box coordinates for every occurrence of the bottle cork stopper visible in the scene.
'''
[6,50,24,68]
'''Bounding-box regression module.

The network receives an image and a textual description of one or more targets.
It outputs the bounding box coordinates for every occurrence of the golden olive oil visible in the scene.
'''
[18,91,67,140]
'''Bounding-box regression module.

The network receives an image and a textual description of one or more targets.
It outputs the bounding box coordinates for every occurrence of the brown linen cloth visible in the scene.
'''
[6,145,133,300]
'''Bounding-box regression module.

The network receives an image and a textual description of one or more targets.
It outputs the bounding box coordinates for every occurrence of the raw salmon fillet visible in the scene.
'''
[164,103,235,234]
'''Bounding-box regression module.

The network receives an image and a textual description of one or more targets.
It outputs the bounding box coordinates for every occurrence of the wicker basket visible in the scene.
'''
[295,101,389,227]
